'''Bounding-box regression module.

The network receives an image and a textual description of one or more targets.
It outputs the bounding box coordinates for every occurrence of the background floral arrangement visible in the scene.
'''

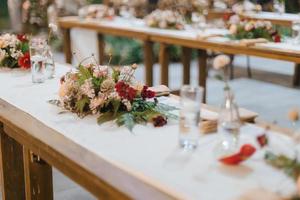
[145,9,185,30]
[158,0,208,23]
[0,33,30,69]
[56,59,177,131]
[228,15,281,42]
[78,4,115,19]
[107,0,148,18]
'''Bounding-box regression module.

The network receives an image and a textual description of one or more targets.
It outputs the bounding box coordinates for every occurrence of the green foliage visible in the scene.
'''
[78,65,92,85]
[116,113,135,131]
[265,151,300,181]
[75,97,90,114]
[97,98,178,131]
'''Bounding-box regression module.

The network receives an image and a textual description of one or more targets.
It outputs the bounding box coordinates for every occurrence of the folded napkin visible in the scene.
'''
[239,38,268,46]
[197,34,223,40]
[149,85,171,97]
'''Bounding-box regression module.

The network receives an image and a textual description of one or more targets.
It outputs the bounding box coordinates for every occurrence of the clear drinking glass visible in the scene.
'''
[179,85,203,150]
[30,38,46,83]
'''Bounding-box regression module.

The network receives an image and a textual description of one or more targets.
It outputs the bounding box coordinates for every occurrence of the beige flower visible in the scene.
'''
[288,109,299,122]
[229,24,237,35]
[59,83,68,98]
[101,79,115,93]
[213,55,231,70]
[131,63,138,70]
[0,39,7,48]
[297,176,300,195]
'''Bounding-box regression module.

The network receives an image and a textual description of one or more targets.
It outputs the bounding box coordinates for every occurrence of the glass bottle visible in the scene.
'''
[215,89,241,157]
[43,45,55,79]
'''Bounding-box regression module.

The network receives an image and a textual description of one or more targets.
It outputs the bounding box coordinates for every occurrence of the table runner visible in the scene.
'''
[0,64,297,199]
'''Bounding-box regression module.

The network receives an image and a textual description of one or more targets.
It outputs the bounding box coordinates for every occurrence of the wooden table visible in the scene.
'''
[0,65,260,199]
[58,16,300,102]
[208,9,300,27]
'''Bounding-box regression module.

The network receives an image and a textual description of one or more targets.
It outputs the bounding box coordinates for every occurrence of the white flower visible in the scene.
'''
[122,99,132,111]
[229,15,240,25]
[80,78,95,98]
[0,34,19,48]
[93,65,108,78]
[244,22,254,31]
[0,49,6,63]
[10,49,23,59]
[49,23,58,32]
[213,55,231,70]
[159,21,167,29]
[90,96,105,114]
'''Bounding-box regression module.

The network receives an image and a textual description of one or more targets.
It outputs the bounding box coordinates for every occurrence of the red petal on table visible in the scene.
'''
[257,134,268,147]
[219,152,244,165]
[240,144,256,157]
[219,144,256,165]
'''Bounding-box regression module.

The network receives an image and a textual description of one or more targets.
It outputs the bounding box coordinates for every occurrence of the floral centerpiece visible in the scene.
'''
[107,0,148,18]
[78,4,115,20]
[0,33,30,69]
[228,15,281,42]
[54,60,177,131]
[144,9,185,30]
[158,0,208,22]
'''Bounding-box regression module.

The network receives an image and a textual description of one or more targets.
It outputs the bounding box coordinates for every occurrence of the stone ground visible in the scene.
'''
[46,53,300,199]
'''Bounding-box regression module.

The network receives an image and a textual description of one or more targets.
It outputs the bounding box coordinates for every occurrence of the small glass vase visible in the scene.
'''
[43,45,55,79]
[215,89,241,158]
[273,0,285,14]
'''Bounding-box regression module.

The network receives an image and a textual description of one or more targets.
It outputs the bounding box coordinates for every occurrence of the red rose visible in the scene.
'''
[273,34,281,43]
[17,34,28,42]
[115,81,137,101]
[18,52,31,69]
[152,115,167,127]
[219,144,256,165]
[257,134,268,148]
[223,13,233,21]
[141,86,156,99]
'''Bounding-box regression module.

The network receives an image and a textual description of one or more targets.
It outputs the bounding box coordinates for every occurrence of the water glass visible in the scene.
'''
[30,39,46,83]
[179,85,203,150]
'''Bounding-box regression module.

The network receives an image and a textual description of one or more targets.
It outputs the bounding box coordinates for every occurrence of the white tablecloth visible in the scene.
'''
[0,64,297,199]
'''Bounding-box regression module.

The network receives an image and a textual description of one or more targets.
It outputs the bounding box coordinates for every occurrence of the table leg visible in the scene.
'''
[143,41,154,86]
[62,28,72,64]
[0,123,25,200]
[198,50,207,103]
[23,148,53,200]
[97,34,105,65]
[182,47,192,85]
[159,43,170,86]
[293,64,300,86]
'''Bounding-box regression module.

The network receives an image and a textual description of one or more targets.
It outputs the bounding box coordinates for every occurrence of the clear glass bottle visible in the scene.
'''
[43,45,55,79]
[215,89,241,157]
